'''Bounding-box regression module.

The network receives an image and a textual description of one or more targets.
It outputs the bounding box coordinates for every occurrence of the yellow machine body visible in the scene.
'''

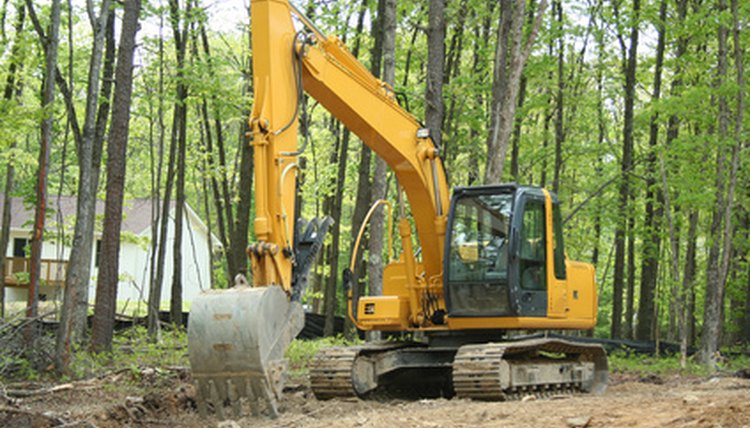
[354,191,598,332]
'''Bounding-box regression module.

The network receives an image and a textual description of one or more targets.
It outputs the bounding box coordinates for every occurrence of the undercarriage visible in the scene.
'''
[310,335,608,401]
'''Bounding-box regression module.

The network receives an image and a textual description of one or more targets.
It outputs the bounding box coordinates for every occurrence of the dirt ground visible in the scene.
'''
[2,372,750,428]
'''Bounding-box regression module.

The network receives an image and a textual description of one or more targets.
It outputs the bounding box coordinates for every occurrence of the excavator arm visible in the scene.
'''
[249,0,450,293]
[300,26,452,268]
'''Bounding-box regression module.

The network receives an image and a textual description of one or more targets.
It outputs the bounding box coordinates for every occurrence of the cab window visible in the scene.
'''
[520,200,546,290]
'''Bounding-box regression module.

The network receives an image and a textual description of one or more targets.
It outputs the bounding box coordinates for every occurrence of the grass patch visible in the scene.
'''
[285,336,361,379]
[68,326,188,380]
[67,329,361,382]
[608,350,750,377]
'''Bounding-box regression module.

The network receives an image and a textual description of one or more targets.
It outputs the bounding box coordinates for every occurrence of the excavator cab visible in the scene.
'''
[445,184,565,319]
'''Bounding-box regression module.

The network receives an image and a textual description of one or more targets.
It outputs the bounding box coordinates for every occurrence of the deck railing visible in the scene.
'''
[2,257,67,287]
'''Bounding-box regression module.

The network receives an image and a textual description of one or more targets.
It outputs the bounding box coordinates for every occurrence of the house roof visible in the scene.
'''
[0,195,220,246]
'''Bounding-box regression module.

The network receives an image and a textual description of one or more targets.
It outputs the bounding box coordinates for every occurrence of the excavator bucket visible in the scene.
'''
[188,285,304,419]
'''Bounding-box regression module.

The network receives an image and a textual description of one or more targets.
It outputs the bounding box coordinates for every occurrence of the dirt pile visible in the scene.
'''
[92,385,195,427]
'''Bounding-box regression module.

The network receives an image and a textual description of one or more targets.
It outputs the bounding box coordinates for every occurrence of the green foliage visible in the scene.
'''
[69,326,188,380]
[608,350,750,377]
[120,231,150,251]
[285,336,361,378]
[0,352,41,382]
[608,351,707,377]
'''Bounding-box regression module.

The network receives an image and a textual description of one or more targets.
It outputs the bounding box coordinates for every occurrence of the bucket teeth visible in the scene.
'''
[227,379,242,418]
[192,375,280,420]
[194,379,210,417]
[259,377,280,419]
[247,379,261,416]
[210,379,226,420]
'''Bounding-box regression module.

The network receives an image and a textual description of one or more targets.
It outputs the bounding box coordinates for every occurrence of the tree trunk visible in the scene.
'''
[664,0,688,341]
[53,0,112,371]
[743,219,750,343]
[215,13,252,282]
[710,0,743,355]
[230,123,253,280]
[195,20,229,271]
[484,0,547,183]
[337,0,368,338]
[90,0,142,352]
[171,151,185,324]
[509,76,526,182]
[552,0,563,194]
[148,0,189,335]
[149,98,178,338]
[0,2,26,320]
[425,0,445,148]
[340,147,371,336]
[368,0,396,297]
[168,0,190,326]
[636,0,666,342]
[509,0,537,182]
[466,1,495,185]
[659,190,688,366]
[700,0,731,368]
[610,0,639,339]
[442,0,467,165]
[28,0,61,333]
[197,113,215,291]
[148,9,166,331]
[683,210,698,346]
[328,0,381,337]
[624,214,635,339]
[591,12,605,267]
[361,0,395,341]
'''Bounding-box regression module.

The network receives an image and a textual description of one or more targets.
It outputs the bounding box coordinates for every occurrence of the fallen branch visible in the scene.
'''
[54,421,97,428]
[0,309,57,338]
[0,383,15,407]
[5,382,75,398]
[6,376,105,399]
[0,405,66,425]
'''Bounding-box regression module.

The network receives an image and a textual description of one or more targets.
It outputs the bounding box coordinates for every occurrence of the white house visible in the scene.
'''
[0,195,221,309]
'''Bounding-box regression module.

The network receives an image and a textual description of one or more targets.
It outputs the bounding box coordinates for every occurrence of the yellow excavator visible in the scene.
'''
[187,0,607,418]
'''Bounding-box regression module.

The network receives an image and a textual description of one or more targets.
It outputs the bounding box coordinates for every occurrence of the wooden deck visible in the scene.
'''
[3,257,67,287]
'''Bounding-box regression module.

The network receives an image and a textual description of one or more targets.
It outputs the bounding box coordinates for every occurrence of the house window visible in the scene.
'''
[13,238,29,257]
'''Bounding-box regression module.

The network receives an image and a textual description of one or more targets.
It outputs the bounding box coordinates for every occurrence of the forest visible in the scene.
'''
[0,0,748,384]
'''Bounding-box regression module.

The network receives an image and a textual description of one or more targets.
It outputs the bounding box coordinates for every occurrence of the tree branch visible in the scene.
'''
[23,0,82,146]
[521,0,548,65]
[23,0,47,46]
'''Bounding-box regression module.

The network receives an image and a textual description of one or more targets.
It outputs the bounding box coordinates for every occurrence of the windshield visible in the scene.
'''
[448,193,512,283]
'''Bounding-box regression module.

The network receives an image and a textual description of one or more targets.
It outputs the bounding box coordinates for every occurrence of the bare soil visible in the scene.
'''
[2,372,750,427]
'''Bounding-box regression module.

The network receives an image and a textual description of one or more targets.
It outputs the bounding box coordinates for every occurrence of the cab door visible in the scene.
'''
[510,191,548,317]
[444,188,515,317]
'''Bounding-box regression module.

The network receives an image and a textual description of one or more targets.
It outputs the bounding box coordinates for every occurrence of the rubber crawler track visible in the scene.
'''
[452,338,608,400]
[309,347,359,399]
[310,342,412,399]
[311,338,607,401]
